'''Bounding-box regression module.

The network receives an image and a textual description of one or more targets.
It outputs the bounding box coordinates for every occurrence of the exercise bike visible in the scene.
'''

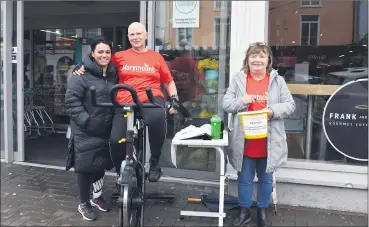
[90,84,176,227]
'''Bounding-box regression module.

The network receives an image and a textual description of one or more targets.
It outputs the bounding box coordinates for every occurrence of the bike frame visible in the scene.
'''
[117,105,147,227]
[90,84,175,227]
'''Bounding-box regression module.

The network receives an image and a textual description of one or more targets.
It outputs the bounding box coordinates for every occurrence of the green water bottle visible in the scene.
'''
[211,115,222,140]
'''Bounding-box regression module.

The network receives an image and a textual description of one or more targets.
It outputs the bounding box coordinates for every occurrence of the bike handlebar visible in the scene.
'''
[90,84,161,109]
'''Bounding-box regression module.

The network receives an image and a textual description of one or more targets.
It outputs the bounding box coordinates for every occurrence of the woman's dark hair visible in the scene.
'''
[90,35,113,52]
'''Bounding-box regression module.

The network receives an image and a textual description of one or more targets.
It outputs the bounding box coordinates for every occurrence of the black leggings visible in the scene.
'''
[77,171,105,203]
[109,97,167,174]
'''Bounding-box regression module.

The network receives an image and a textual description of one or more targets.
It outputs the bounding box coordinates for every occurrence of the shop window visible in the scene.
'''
[300,15,319,46]
[63,29,77,38]
[85,28,101,38]
[115,27,131,51]
[269,1,368,165]
[26,28,113,141]
[301,0,322,7]
[155,1,232,175]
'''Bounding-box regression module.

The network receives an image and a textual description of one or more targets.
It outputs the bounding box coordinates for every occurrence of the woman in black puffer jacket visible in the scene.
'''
[65,36,117,221]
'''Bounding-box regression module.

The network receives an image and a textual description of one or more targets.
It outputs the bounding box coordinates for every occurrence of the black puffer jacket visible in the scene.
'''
[65,55,117,173]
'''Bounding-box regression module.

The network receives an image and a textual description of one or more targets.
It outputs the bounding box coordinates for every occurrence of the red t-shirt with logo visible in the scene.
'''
[111,48,173,104]
[244,73,269,158]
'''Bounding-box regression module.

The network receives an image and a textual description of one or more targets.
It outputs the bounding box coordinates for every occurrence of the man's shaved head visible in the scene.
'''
[127,22,147,51]
[128,22,147,34]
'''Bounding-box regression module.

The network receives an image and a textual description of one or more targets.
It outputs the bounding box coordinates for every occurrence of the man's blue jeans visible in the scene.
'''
[238,156,273,208]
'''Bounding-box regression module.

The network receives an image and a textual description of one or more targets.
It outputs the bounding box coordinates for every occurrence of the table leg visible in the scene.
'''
[218,175,225,226]
[179,146,227,226]
[215,147,226,226]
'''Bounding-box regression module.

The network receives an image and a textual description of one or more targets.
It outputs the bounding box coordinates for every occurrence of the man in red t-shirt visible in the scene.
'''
[111,47,175,104]
[73,22,179,184]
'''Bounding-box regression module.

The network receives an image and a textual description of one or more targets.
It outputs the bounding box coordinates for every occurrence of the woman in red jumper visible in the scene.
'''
[222,42,295,227]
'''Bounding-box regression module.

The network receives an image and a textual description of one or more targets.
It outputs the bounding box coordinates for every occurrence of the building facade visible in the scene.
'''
[269,0,356,46]
[1,1,368,212]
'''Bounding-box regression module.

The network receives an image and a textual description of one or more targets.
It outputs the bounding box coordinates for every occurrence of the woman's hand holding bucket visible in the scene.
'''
[243,93,256,105]
[263,107,273,120]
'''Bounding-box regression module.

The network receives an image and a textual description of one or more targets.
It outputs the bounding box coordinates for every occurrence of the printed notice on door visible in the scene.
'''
[172,1,200,28]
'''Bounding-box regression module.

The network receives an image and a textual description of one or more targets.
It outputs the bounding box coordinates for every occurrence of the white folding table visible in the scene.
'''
[171,131,229,227]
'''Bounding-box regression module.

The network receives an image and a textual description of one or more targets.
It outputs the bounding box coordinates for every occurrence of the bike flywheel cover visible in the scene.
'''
[120,178,142,227]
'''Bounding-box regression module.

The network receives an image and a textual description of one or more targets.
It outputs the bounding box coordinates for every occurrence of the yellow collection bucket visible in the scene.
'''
[237,110,269,139]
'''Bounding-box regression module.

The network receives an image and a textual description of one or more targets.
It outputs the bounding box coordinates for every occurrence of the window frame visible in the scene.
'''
[300,14,320,46]
[214,16,231,47]
[213,0,222,11]
[300,0,322,8]
[214,17,220,46]
[176,28,193,45]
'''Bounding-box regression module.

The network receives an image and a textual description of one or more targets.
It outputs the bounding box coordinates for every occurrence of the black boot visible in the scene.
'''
[232,207,251,226]
[257,208,268,227]
[148,156,162,182]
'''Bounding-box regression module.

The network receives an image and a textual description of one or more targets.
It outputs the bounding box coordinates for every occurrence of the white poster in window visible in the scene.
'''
[172,1,200,28]
[294,62,309,82]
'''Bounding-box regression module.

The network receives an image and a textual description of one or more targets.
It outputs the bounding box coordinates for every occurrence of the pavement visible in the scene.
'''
[1,162,367,226]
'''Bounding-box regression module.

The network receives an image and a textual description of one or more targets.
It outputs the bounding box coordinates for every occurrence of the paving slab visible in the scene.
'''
[1,163,367,226]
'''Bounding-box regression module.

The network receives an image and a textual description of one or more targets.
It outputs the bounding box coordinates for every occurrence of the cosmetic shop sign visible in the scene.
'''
[322,79,368,161]
[172,1,200,28]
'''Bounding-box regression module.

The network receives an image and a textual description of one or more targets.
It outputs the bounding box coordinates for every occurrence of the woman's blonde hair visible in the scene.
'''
[243,42,273,73]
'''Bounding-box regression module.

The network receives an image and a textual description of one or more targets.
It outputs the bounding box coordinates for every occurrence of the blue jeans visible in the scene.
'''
[238,156,273,208]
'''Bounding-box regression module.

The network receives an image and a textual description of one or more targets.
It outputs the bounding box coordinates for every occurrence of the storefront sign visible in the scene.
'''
[12,47,17,63]
[172,1,200,28]
[322,78,368,161]
[308,54,327,60]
